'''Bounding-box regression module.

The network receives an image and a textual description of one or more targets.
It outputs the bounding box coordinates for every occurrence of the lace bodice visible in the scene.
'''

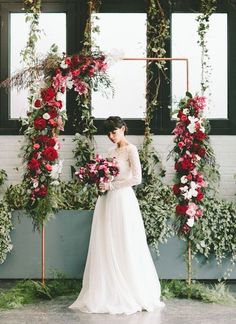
[107,143,142,190]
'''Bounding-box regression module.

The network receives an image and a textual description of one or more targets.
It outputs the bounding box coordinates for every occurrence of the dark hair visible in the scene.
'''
[104,116,128,135]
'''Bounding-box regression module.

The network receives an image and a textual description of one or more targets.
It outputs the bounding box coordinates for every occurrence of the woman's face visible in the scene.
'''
[107,126,125,144]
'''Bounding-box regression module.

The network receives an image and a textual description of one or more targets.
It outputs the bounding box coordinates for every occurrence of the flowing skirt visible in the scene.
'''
[69,187,164,315]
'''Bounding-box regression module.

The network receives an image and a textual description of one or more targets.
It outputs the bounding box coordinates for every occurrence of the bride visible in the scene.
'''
[69,116,165,315]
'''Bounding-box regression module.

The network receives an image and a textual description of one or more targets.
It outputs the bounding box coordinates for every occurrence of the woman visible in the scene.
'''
[69,116,164,315]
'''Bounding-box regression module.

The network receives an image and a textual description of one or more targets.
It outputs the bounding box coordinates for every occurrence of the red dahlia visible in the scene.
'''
[42,147,58,161]
[34,117,47,130]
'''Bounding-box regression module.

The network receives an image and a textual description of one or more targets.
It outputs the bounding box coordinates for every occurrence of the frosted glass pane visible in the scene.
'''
[171,13,228,119]
[10,13,66,119]
[91,13,147,119]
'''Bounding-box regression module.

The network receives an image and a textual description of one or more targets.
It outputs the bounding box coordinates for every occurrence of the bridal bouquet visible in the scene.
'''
[75,154,119,194]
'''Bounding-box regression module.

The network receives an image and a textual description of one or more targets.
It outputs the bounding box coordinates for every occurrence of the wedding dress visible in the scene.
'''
[69,143,164,315]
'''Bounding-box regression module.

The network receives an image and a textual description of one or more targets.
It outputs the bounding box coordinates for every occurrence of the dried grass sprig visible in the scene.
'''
[0,54,63,91]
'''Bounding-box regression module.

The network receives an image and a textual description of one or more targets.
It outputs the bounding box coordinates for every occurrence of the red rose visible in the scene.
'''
[198,147,206,157]
[196,189,204,201]
[49,109,58,119]
[35,135,56,147]
[71,54,79,66]
[28,158,40,170]
[45,164,53,171]
[34,117,47,130]
[34,99,42,108]
[38,186,48,197]
[48,119,58,127]
[186,174,193,181]
[42,147,58,161]
[182,223,190,234]
[178,142,185,149]
[65,57,71,66]
[176,204,188,215]
[192,143,200,152]
[72,69,81,77]
[46,138,56,147]
[177,111,188,122]
[54,100,62,109]
[173,184,181,195]
[194,130,206,141]
[41,87,55,102]
[181,159,194,171]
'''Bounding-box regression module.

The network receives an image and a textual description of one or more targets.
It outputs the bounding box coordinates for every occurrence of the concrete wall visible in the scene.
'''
[0,135,236,201]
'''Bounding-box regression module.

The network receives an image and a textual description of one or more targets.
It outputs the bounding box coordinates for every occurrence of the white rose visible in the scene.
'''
[187,123,195,134]
[56,92,63,101]
[60,62,68,69]
[183,108,189,114]
[33,181,39,188]
[180,175,188,184]
[43,113,50,120]
[187,218,194,227]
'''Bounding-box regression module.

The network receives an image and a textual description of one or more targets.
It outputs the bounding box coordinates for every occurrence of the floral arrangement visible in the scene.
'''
[75,154,119,194]
[22,51,109,228]
[172,92,208,235]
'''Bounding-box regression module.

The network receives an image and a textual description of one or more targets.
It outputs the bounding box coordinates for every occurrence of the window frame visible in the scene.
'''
[1,0,235,135]
[0,0,78,135]
[159,1,236,135]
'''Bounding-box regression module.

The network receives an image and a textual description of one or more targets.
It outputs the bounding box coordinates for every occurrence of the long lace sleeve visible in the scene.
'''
[109,144,142,190]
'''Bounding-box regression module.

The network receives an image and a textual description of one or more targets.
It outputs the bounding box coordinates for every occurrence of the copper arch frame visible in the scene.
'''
[41,56,189,286]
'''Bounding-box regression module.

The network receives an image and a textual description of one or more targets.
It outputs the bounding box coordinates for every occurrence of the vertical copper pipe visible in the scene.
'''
[188,239,192,285]
[42,223,45,286]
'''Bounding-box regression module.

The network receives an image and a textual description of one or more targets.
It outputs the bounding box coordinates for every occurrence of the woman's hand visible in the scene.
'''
[98,182,110,191]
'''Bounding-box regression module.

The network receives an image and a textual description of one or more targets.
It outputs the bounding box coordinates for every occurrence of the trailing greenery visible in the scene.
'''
[161,280,236,304]
[197,0,217,94]
[189,197,236,267]
[0,171,14,264]
[0,277,82,310]
[136,138,175,248]
[0,278,235,310]
[0,169,7,187]
[133,0,174,249]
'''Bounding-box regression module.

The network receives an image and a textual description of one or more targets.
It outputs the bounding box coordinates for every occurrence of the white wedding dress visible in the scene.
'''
[69,143,164,315]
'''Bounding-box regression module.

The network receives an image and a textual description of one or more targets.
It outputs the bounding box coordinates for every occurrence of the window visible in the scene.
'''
[1,1,235,135]
[10,13,66,119]
[91,13,147,119]
[0,1,77,134]
[171,13,227,120]
[160,1,236,135]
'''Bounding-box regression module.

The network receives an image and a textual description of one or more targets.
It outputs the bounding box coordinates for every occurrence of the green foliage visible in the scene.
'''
[136,137,175,248]
[73,133,95,169]
[0,169,7,186]
[57,180,97,211]
[196,0,217,93]
[0,200,13,264]
[161,280,236,304]
[0,278,235,311]
[189,197,236,266]
[4,184,28,210]
[146,0,170,134]
[0,277,82,310]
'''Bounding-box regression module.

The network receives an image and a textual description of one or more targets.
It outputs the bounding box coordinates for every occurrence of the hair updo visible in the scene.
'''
[104,116,128,135]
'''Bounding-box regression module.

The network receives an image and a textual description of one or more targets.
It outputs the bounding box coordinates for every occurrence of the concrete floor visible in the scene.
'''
[0,295,236,324]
